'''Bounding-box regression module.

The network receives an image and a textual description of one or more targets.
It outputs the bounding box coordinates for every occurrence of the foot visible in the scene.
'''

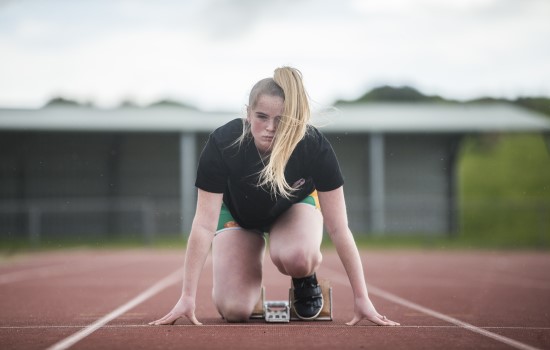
[292,273,323,320]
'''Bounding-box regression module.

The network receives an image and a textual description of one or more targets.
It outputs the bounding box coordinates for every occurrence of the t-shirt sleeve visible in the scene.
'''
[195,134,229,193]
[310,132,344,191]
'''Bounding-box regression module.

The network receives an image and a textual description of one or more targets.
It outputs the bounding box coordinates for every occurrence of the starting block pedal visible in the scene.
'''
[250,278,333,323]
[264,301,291,322]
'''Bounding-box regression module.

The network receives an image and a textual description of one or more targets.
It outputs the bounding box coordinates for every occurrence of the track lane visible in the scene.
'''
[1,249,549,349]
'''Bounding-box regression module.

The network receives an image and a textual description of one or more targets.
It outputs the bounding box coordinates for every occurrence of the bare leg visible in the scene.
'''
[269,204,324,278]
[212,229,265,322]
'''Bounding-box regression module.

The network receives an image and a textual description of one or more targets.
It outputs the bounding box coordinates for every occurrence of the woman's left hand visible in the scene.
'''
[346,297,400,326]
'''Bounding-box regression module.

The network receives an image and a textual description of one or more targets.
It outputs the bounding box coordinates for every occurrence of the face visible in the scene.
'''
[247,94,284,154]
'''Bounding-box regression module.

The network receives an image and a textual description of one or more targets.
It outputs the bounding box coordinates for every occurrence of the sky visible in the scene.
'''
[1,0,549,111]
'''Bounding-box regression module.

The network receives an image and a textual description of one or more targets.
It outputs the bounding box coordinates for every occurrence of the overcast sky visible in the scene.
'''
[1,0,549,111]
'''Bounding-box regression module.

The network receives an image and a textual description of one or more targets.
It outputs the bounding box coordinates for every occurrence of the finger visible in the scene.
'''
[163,315,182,325]
[150,313,179,326]
[187,313,203,326]
[368,315,392,326]
[153,313,173,325]
[379,315,400,326]
[386,318,400,326]
[148,314,169,326]
[373,315,401,326]
[149,318,170,326]
[345,315,361,326]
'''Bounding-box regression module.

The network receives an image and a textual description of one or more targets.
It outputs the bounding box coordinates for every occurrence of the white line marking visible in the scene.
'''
[1,324,549,330]
[45,267,183,350]
[324,267,542,350]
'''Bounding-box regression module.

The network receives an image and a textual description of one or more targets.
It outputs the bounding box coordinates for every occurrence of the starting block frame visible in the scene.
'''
[250,279,333,323]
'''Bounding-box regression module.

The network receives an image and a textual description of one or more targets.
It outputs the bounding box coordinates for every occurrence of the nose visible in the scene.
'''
[266,118,277,131]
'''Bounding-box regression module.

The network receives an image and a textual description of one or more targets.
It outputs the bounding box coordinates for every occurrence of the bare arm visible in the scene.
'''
[318,186,399,326]
[149,189,223,326]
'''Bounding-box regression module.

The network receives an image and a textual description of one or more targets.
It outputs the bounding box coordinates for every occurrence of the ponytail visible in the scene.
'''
[258,67,310,198]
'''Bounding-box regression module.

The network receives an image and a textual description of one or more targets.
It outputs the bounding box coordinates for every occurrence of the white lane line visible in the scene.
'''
[45,267,183,350]
[324,267,542,350]
[2,324,550,330]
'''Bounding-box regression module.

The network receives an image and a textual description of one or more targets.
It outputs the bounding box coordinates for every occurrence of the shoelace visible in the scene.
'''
[303,296,323,306]
[294,279,322,305]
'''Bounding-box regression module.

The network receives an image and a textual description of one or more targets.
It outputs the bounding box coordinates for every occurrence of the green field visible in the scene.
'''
[458,133,550,248]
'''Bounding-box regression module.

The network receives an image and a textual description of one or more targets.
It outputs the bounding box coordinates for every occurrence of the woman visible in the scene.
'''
[150,67,399,326]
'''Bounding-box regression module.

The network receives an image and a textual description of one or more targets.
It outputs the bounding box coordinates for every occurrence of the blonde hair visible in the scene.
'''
[237,67,310,198]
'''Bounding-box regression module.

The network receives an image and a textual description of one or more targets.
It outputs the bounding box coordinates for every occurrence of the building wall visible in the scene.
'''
[326,133,461,235]
[0,132,182,240]
[384,134,461,234]
[325,134,371,233]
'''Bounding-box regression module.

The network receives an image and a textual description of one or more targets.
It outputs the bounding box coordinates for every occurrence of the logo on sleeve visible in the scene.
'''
[292,178,305,189]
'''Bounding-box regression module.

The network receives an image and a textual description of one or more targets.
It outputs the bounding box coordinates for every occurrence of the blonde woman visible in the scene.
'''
[150,67,399,326]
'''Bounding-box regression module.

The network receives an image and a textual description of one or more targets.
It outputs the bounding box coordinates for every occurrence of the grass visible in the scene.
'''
[2,229,546,256]
[457,133,550,248]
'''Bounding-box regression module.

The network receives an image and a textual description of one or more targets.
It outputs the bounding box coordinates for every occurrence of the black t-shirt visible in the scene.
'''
[195,118,344,230]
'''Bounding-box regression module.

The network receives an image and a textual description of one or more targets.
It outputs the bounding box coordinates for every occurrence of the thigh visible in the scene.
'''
[269,203,324,268]
[212,229,266,304]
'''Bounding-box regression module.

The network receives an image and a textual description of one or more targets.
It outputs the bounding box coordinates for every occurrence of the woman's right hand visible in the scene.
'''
[148,296,202,326]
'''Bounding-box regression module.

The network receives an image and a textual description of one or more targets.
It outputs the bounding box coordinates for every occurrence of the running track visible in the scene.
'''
[0,248,549,349]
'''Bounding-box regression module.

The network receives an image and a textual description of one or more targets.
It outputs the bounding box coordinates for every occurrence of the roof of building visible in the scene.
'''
[1,103,549,133]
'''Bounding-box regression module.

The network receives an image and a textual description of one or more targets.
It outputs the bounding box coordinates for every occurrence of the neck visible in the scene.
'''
[255,145,270,164]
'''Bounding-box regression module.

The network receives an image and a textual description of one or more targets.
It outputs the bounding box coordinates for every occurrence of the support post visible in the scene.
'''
[180,133,197,236]
[369,133,385,234]
[29,206,41,247]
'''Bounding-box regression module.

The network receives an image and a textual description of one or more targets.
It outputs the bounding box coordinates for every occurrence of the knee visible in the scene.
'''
[218,302,253,323]
[274,248,322,277]
[213,295,254,323]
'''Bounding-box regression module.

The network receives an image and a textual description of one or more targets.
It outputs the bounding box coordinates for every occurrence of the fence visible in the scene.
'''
[0,197,182,246]
[0,196,548,247]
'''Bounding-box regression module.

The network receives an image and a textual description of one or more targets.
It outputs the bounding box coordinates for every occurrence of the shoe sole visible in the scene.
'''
[292,294,324,320]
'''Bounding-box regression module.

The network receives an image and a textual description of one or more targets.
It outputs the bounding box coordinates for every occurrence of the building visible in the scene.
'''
[1,103,549,243]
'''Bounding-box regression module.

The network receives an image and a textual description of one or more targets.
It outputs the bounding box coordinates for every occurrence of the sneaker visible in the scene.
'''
[292,273,324,320]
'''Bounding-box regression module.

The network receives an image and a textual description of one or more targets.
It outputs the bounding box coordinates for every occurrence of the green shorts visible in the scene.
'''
[216,190,320,235]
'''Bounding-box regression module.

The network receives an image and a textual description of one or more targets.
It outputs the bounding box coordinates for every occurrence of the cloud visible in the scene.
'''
[351,0,501,14]
[0,0,549,109]
[195,0,300,40]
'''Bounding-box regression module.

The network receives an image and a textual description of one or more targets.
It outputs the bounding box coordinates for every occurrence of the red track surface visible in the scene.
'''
[1,248,549,349]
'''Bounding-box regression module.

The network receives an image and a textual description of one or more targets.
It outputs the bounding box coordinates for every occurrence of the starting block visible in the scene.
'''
[265,300,291,323]
[250,279,332,323]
